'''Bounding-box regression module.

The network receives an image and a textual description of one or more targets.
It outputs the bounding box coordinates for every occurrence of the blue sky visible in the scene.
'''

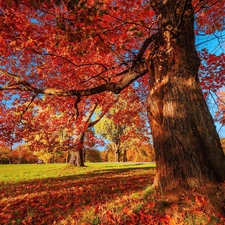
[196,30,225,138]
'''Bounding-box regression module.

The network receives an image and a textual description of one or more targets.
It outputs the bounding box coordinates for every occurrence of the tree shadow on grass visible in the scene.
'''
[0,166,155,224]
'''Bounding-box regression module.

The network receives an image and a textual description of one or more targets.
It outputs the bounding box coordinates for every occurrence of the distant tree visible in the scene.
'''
[33,150,52,164]
[85,148,102,163]
[0,145,10,164]
[68,101,113,166]
[68,103,98,166]
[95,112,133,162]
[100,145,115,162]
[13,145,37,164]
[101,141,154,162]
[127,143,155,162]
[95,92,150,162]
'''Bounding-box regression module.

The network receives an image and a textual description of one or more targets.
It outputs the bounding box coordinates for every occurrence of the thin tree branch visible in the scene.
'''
[1,60,148,97]
[19,94,38,122]
[41,52,108,70]
[194,0,221,13]
[176,0,188,30]
[74,94,81,119]
[212,90,225,106]
[88,96,119,127]
[132,36,156,66]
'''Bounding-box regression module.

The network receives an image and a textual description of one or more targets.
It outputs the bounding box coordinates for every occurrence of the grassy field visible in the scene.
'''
[0,163,224,225]
[0,162,155,183]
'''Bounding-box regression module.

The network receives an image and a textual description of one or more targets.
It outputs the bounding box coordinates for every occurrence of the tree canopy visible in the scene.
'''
[1,0,224,149]
[1,1,223,101]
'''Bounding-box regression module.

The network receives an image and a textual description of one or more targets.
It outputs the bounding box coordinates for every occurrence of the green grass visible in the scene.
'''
[0,162,156,225]
[0,162,155,183]
[0,162,224,225]
[0,163,67,183]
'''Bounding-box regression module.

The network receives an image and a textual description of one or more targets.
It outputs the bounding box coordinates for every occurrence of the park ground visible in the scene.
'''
[0,163,225,225]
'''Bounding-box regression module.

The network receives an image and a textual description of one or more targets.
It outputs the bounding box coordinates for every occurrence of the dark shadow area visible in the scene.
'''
[0,166,155,224]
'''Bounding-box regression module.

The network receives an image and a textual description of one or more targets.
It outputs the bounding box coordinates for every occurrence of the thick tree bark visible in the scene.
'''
[69,151,76,165]
[69,149,85,166]
[148,0,225,190]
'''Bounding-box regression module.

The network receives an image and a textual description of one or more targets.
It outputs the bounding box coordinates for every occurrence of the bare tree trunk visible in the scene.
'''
[123,149,127,162]
[148,0,225,190]
[8,144,13,164]
[52,155,55,163]
[83,148,86,163]
[17,156,22,164]
[69,151,76,165]
[65,150,69,163]
[115,151,119,162]
[76,149,85,166]
[69,150,85,166]
[69,133,85,166]
[69,103,99,167]
[113,143,121,162]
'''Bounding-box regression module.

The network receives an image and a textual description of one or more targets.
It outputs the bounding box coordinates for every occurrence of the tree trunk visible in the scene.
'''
[123,149,127,162]
[65,150,70,163]
[69,150,85,166]
[69,133,85,166]
[83,148,86,163]
[148,0,225,190]
[113,143,121,162]
[115,151,120,162]
[69,151,76,165]
[9,145,12,164]
[69,103,99,166]
[17,156,22,164]
[68,150,85,166]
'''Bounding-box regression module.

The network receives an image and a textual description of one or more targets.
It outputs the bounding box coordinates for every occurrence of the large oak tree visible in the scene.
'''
[0,0,225,191]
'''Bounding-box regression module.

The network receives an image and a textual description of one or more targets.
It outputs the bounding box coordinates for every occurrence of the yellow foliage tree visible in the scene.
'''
[95,91,151,162]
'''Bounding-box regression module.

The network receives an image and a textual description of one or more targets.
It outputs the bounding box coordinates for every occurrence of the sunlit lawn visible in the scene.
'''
[0,162,155,183]
[0,163,224,225]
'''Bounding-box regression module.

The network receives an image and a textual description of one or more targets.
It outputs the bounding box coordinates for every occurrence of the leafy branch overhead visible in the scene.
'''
[1,1,224,99]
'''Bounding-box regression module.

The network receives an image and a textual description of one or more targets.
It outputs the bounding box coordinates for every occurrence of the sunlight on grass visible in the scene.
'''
[0,164,66,183]
[0,162,155,184]
[0,163,155,224]
[0,162,224,225]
